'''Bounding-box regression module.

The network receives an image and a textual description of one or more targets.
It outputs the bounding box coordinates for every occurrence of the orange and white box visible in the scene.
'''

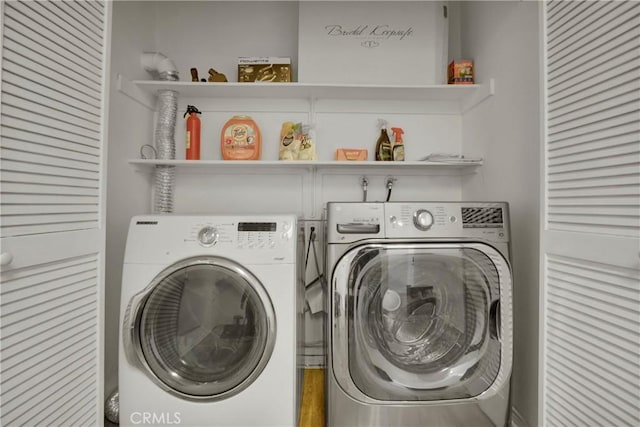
[448,59,474,85]
[335,148,368,161]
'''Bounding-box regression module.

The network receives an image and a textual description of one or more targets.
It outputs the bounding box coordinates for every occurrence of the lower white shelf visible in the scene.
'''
[128,159,483,173]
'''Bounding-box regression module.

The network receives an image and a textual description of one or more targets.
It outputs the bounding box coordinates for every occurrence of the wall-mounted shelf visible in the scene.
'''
[118,75,495,112]
[128,159,483,173]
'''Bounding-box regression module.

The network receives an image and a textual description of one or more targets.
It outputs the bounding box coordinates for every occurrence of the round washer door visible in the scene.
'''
[331,242,512,402]
[127,256,276,400]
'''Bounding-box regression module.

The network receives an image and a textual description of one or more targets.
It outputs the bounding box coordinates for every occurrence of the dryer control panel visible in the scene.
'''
[124,215,296,264]
[190,220,294,250]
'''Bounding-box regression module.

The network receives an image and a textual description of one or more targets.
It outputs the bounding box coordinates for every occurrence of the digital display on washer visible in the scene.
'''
[238,222,277,232]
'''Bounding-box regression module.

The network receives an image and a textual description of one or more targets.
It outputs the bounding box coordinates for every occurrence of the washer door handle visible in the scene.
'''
[334,291,341,317]
[489,300,501,341]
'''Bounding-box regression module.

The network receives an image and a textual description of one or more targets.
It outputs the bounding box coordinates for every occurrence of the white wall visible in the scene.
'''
[459,2,541,427]
[104,1,156,399]
[154,1,299,83]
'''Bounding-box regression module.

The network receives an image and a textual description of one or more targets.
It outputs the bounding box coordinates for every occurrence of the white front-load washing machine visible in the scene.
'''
[118,215,298,427]
[326,202,513,427]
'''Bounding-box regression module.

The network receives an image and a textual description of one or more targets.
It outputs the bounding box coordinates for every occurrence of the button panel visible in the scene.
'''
[185,220,291,250]
[238,228,278,249]
[387,204,453,233]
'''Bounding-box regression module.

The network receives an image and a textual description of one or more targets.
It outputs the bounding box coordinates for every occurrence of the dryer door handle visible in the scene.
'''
[489,300,501,341]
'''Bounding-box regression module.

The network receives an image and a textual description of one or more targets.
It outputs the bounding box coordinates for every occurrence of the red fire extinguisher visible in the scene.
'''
[184,105,202,160]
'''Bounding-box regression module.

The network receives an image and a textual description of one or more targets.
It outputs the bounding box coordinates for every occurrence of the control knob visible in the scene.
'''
[413,209,434,231]
[197,226,219,246]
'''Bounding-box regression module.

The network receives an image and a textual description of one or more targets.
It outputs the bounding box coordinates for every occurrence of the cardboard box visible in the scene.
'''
[335,149,368,161]
[238,57,292,82]
[448,59,474,85]
[298,2,448,85]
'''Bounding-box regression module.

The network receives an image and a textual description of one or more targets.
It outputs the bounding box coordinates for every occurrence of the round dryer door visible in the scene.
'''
[332,243,511,402]
[128,256,276,400]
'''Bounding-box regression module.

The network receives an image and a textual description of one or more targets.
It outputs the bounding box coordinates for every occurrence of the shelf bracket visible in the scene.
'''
[461,78,495,114]
[117,74,156,110]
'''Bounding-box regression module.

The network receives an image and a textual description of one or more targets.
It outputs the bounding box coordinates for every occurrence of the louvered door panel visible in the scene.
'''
[545,255,640,427]
[0,254,98,426]
[1,0,104,239]
[542,2,640,427]
[0,0,109,425]
[545,0,640,237]
[9,1,103,65]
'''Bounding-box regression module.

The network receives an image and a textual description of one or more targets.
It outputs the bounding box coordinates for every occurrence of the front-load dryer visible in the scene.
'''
[326,202,513,427]
[118,215,297,427]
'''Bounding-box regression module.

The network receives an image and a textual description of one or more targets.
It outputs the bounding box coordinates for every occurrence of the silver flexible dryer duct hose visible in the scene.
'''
[153,90,178,213]
[141,52,179,213]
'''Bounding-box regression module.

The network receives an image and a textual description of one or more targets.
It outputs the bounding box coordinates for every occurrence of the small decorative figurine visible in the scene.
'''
[208,68,228,82]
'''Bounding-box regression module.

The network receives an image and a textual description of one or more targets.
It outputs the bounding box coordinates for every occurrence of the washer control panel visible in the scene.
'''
[385,202,509,242]
[387,204,451,232]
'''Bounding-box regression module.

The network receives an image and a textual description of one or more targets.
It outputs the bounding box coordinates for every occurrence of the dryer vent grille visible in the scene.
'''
[461,207,504,228]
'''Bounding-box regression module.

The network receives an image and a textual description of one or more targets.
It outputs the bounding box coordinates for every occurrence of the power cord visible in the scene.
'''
[310,228,323,289]
[304,226,314,273]
[304,226,323,290]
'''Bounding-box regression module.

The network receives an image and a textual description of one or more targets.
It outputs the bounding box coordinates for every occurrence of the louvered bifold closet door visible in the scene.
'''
[0,0,110,425]
[542,2,640,427]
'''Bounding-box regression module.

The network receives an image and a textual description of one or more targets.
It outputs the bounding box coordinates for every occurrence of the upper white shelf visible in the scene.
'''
[119,76,494,111]
[128,159,483,173]
[133,80,485,101]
